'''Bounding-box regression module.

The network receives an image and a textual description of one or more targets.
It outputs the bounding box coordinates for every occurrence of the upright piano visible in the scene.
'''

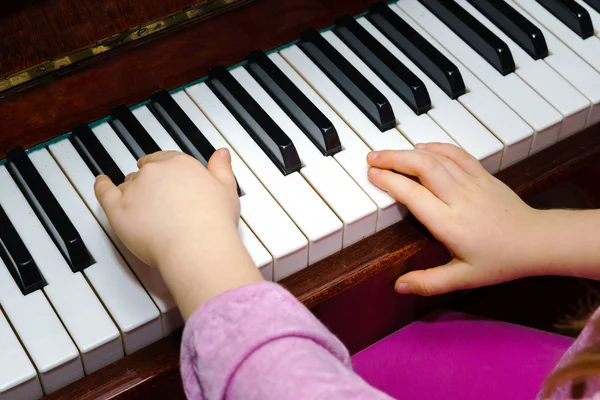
[2,0,600,398]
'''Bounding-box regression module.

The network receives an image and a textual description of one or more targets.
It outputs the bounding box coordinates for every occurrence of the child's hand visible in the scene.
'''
[94,149,262,319]
[94,149,240,268]
[367,143,542,296]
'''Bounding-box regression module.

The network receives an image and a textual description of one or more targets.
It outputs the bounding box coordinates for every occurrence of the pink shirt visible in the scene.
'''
[179,282,600,399]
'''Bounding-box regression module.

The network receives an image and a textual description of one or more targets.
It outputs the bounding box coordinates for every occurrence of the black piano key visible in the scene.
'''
[246,50,342,157]
[70,124,126,185]
[582,0,600,14]
[6,147,93,273]
[334,14,432,114]
[148,90,215,166]
[110,104,161,159]
[207,66,302,176]
[536,0,594,39]
[367,2,466,99]
[0,204,46,295]
[148,90,242,196]
[418,0,515,75]
[297,27,396,131]
[466,0,548,60]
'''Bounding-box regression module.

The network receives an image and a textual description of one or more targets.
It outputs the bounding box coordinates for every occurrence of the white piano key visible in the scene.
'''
[513,0,600,73]
[389,6,534,169]
[0,164,120,376]
[131,106,182,151]
[0,309,42,400]
[48,139,183,335]
[92,123,139,175]
[30,148,163,355]
[0,292,82,395]
[280,45,414,153]
[237,218,273,280]
[0,177,83,395]
[319,31,460,149]
[354,18,505,173]
[231,67,378,246]
[457,0,590,140]
[133,104,308,281]
[507,0,600,127]
[396,0,563,153]
[268,52,407,231]
[185,82,344,266]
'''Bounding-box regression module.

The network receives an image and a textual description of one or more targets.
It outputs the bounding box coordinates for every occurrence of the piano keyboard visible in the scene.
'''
[2,0,600,398]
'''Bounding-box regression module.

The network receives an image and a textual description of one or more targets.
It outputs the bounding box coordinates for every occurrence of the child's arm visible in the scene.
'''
[367,142,600,296]
[180,281,392,400]
[94,149,393,400]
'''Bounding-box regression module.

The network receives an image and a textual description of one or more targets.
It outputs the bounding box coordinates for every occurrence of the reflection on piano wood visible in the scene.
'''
[2,0,600,399]
[0,0,254,97]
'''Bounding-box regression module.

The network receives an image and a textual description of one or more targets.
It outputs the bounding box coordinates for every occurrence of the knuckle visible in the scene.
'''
[417,281,438,297]
[169,152,187,162]
[407,183,425,201]
[379,150,403,167]
[140,161,158,174]
[420,154,441,173]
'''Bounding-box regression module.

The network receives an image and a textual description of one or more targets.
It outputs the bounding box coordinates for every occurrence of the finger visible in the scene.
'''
[124,171,139,183]
[415,142,487,178]
[368,167,449,226]
[94,175,122,214]
[418,149,471,185]
[208,148,237,192]
[137,150,181,169]
[367,150,460,203]
[394,259,476,296]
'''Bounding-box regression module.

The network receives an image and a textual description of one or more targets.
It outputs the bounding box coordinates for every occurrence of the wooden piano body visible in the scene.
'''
[2,0,600,398]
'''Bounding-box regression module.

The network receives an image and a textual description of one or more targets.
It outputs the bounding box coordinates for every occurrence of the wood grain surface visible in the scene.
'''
[0,0,205,76]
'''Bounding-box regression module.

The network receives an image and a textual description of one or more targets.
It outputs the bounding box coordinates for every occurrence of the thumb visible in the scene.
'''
[94,175,122,215]
[394,259,477,296]
[208,148,237,192]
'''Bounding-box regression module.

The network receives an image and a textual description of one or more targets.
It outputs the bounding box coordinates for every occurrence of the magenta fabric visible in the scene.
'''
[179,281,600,399]
[351,309,574,400]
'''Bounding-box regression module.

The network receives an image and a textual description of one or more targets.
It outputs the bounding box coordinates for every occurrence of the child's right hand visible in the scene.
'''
[367,143,544,296]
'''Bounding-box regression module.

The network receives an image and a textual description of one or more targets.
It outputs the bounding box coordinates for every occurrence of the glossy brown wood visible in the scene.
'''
[44,332,185,400]
[281,215,431,308]
[0,0,376,159]
[0,0,205,77]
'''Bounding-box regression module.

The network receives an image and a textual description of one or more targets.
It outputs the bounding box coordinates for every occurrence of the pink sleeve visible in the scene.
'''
[179,282,392,400]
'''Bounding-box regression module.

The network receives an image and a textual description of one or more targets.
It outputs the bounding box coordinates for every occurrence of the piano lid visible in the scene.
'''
[0,0,254,98]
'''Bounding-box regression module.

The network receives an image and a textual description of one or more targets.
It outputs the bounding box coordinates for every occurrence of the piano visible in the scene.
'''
[2,0,600,398]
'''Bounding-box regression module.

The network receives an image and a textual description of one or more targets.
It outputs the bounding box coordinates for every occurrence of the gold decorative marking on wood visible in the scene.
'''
[0,0,253,95]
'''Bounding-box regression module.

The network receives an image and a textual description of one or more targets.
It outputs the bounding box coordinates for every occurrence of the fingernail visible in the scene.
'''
[368,167,381,176]
[367,151,379,160]
[415,143,426,149]
[395,282,411,294]
[218,148,230,158]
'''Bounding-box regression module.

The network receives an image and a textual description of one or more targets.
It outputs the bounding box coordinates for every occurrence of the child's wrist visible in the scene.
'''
[154,222,263,319]
[521,209,582,277]
[156,221,240,269]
